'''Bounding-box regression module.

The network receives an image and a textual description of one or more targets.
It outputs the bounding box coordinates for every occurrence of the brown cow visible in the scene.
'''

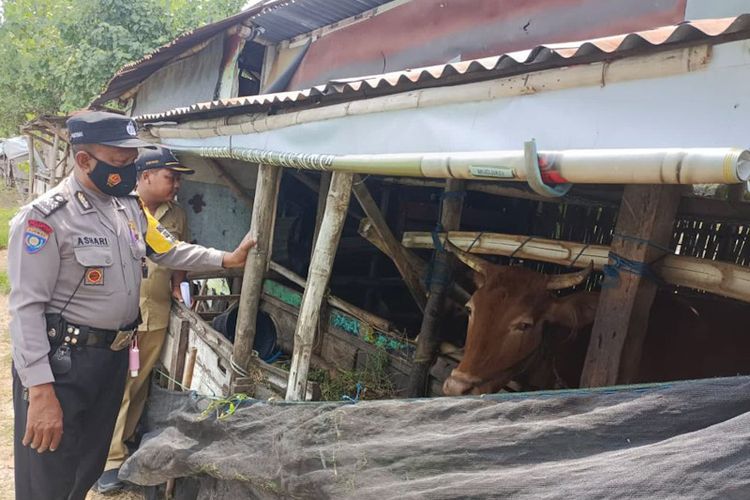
[442,241,750,396]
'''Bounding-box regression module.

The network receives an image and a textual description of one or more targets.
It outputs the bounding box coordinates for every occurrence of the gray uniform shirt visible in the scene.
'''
[8,174,225,387]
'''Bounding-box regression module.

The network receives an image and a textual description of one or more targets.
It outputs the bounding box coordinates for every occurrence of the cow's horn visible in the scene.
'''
[546,261,593,290]
[445,239,490,275]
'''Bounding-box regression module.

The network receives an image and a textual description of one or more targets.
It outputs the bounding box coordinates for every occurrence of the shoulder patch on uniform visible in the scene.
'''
[142,205,179,254]
[32,193,68,217]
[24,219,53,253]
[74,191,92,211]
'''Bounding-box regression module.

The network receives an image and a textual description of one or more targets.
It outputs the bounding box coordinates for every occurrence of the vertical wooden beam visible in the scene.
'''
[352,175,427,311]
[47,127,59,185]
[365,186,391,310]
[286,172,354,401]
[580,185,681,387]
[408,179,465,397]
[56,142,70,185]
[26,135,35,201]
[169,320,191,391]
[232,164,282,376]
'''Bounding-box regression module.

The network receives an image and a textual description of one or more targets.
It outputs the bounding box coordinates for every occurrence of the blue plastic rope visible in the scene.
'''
[342,382,363,403]
[602,252,664,288]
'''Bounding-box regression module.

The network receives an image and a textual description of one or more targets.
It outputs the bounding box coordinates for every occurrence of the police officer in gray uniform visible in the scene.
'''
[8,111,255,500]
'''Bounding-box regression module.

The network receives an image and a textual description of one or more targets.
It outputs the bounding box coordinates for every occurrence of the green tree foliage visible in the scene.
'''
[0,0,244,136]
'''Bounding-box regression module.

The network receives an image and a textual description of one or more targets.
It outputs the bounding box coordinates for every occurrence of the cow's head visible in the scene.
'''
[442,241,597,396]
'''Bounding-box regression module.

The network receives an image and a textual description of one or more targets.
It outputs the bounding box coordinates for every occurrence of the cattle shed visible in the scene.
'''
[80,1,750,402]
[50,1,750,496]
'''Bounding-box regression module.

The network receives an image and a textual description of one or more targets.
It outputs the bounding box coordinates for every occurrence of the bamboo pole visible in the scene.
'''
[286,172,354,401]
[408,179,465,397]
[232,164,282,376]
[402,231,750,304]
[168,145,750,186]
[352,175,427,311]
[312,172,332,252]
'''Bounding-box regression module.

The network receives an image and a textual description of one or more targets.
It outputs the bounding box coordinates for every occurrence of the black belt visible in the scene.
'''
[45,314,139,349]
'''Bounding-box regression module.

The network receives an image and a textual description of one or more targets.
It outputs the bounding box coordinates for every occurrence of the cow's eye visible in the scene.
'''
[516,321,534,332]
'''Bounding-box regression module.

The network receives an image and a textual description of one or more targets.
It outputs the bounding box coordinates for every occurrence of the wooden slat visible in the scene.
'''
[268,261,394,333]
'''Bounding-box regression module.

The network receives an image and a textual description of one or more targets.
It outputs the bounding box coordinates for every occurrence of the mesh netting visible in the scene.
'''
[121,377,750,499]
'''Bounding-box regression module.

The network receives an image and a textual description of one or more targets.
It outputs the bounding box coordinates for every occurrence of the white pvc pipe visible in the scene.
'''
[171,145,750,185]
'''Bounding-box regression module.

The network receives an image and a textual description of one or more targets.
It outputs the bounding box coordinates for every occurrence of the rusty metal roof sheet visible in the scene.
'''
[250,0,392,43]
[136,15,750,122]
[92,0,393,106]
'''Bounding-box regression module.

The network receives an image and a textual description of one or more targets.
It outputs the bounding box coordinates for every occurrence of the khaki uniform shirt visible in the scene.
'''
[8,174,225,387]
[139,201,188,332]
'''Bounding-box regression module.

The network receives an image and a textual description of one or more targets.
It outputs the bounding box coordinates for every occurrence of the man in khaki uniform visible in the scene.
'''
[8,111,255,500]
[99,147,195,492]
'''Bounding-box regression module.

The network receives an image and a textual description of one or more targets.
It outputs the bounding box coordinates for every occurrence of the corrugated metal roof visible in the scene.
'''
[137,15,750,122]
[92,0,393,106]
[250,0,392,43]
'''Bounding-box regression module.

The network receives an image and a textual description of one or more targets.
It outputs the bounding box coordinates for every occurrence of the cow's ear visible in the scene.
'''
[544,292,599,330]
[472,270,485,289]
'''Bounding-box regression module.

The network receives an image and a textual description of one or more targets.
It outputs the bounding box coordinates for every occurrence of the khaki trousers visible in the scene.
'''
[105,327,167,471]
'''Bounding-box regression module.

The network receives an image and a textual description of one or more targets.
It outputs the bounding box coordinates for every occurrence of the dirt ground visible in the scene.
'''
[0,200,142,498]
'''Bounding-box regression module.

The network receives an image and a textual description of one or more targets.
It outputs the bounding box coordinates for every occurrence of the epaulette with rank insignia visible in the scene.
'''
[32,193,68,217]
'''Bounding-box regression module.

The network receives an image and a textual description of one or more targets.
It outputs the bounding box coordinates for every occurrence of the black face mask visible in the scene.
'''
[87,154,137,197]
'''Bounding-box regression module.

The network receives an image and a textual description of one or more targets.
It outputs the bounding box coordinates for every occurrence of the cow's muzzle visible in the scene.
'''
[442,369,484,396]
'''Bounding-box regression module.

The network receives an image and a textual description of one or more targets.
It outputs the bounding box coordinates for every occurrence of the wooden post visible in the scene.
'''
[181,347,198,389]
[408,179,465,397]
[56,142,70,185]
[47,127,59,185]
[580,185,681,387]
[352,175,427,311]
[232,164,282,378]
[286,172,354,401]
[26,135,35,201]
[168,320,191,391]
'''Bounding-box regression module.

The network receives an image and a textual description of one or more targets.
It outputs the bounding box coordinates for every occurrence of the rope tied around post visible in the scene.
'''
[425,189,467,287]
[602,231,674,287]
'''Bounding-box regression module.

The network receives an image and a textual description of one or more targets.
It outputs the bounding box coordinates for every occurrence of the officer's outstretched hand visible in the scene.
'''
[23,384,63,453]
[222,232,257,268]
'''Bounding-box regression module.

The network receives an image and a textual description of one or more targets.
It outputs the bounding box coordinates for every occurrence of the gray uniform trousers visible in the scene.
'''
[13,347,128,500]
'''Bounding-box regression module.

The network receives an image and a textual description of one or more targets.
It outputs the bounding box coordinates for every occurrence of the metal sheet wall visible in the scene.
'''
[132,34,225,117]
[286,0,687,90]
